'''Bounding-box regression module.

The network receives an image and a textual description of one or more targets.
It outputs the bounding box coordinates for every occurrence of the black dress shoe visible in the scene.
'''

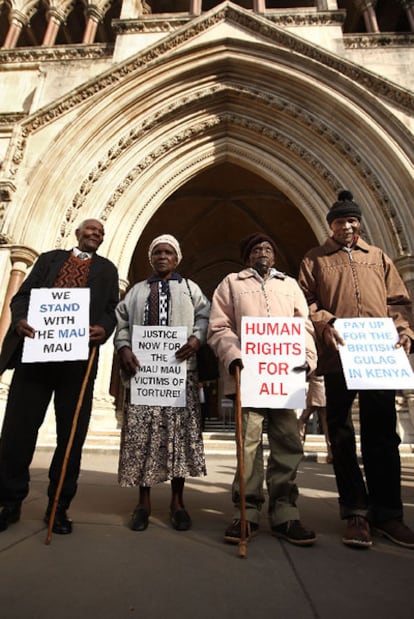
[170,508,192,531]
[0,504,21,532]
[44,505,73,535]
[130,507,149,531]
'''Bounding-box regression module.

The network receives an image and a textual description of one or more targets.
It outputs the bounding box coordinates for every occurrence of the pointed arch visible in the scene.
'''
[2,3,413,276]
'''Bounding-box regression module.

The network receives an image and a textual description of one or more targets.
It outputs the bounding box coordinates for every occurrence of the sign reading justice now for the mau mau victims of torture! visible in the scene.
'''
[131,325,188,407]
[241,316,307,409]
[22,288,90,362]
[334,317,414,390]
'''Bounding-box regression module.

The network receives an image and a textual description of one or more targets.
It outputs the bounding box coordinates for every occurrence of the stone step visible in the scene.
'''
[36,428,414,462]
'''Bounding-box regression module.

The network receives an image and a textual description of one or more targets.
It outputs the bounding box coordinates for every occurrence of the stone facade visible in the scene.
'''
[0,1,413,449]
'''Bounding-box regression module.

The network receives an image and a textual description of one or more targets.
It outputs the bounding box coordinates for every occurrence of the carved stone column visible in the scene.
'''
[394,254,414,442]
[400,0,414,31]
[354,0,380,33]
[2,0,40,48]
[83,1,111,44]
[394,255,414,308]
[190,0,202,15]
[253,0,266,12]
[0,246,38,347]
[2,10,28,48]
[42,2,75,46]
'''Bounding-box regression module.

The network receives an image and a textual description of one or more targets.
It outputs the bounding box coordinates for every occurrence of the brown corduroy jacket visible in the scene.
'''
[298,236,414,375]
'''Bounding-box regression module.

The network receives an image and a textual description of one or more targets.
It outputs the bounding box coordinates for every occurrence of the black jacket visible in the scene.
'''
[0,249,119,373]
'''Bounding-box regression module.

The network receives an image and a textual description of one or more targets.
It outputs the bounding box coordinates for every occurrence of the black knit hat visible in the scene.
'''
[240,232,278,264]
[326,190,362,224]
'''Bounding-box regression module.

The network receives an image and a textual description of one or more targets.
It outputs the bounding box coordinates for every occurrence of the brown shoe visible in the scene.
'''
[374,519,414,549]
[342,516,372,548]
[223,519,259,544]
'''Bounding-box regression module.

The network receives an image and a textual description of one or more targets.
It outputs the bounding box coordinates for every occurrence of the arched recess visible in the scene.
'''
[127,162,318,299]
[5,7,414,285]
[1,4,413,436]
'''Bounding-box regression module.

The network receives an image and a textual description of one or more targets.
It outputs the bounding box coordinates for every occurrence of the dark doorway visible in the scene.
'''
[128,162,317,298]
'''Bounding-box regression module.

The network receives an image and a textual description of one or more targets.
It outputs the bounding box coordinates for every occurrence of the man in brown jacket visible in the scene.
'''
[299,190,414,549]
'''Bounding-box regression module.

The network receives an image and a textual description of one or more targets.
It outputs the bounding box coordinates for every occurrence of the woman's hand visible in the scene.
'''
[118,346,140,376]
[175,335,200,361]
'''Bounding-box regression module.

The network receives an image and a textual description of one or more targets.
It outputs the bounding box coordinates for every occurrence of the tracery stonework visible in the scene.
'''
[0,5,411,141]
[59,90,409,253]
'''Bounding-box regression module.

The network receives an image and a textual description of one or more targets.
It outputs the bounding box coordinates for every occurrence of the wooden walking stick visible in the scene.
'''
[45,346,97,545]
[234,365,247,558]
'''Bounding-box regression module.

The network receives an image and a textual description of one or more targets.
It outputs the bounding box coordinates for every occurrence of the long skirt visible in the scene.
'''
[118,372,206,487]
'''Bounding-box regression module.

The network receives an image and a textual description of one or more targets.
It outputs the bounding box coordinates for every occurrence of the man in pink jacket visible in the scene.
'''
[208,232,317,546]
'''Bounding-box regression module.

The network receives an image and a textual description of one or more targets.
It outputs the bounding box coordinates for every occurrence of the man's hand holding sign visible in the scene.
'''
[22,288,90,362]
[332,318,414,390]
[241,316,307,409]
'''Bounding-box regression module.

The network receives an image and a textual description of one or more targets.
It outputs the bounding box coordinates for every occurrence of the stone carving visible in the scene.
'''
[137,0,151,13]
[0,43,114,64]
[5,3,411,145]
[7,0,40,25]
[45,0,76,23]
[57,86,408,252]
[344,33,414,49]
[0,4,410,254]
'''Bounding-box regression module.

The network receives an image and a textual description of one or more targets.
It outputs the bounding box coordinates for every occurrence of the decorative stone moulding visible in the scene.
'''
[0,43,114,64]
[344,33,414,48]
[56,101,408,253]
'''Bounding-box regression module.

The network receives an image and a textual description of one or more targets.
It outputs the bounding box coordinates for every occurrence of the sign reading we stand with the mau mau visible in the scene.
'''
[335,317,414,390]
[241,316,307,409]
[22,288,90,362]
[130,325,188,407]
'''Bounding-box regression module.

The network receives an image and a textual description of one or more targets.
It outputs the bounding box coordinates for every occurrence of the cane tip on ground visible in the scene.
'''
[238,543,247,558]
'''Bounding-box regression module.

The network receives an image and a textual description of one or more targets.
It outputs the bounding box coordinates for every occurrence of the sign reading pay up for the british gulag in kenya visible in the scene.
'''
[334,317,414,390]
[241,316,307,409]
[130,325,188,407]
[22,288,90,363]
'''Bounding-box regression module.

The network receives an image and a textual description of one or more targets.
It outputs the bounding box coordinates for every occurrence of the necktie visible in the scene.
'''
[78,252,90,260]
[148,281,159,325]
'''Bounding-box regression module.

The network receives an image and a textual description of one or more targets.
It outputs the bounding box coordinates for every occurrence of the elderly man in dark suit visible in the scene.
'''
[0,219,119,534]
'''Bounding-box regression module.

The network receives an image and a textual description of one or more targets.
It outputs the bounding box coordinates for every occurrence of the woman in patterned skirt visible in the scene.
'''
[114,234,210,531]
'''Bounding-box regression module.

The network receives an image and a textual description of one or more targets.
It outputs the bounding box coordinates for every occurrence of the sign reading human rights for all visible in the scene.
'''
[241,316,306,409]
[22,288,90,362]
[131,325,187,407]
[335,317,414,390]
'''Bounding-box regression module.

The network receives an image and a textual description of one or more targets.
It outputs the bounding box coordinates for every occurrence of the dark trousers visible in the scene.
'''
[324,372,402,523]
[0,357,97,508]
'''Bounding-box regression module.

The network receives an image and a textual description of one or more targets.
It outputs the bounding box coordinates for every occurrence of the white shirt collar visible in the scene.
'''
[73,247,92,259]
[250,267,285,281]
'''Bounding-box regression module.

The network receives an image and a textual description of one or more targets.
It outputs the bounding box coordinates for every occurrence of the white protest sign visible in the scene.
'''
[335,317,414,390]
[131,325,187,407]
[22,288,90,362]
[241,316,307,409]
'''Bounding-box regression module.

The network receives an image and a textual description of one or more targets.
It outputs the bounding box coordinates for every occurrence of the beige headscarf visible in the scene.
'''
[148,234,182,266]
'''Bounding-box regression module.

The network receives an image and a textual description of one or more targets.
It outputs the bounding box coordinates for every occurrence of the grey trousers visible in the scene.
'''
[231,407,304,526]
